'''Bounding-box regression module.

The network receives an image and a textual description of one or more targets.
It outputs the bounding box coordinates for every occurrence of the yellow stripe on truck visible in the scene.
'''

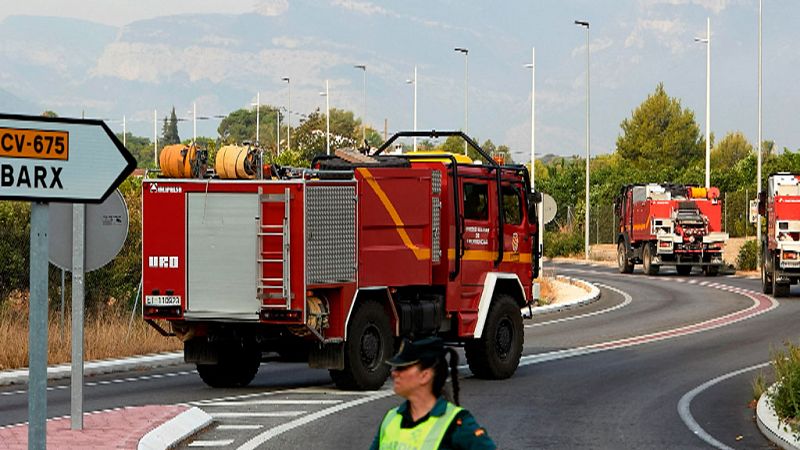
[358,168,431,260]
[447,248,532,263]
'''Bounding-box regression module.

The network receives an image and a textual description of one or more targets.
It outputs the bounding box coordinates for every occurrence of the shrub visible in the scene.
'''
[769,341,800,431]
[737,240,759,271]
[544,229,584,257]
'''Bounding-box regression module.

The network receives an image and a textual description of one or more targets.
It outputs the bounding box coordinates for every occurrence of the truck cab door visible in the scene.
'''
[501,182,532,287]
[460,180,493,287]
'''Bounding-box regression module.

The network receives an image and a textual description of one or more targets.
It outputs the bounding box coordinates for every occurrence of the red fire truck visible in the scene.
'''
[615,183,728,276]
[142,131,540,390]
[759,173,800,297]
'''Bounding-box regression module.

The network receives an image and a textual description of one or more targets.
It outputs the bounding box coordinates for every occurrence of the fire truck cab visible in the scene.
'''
[759,172,800,297]
[142,131,540,390]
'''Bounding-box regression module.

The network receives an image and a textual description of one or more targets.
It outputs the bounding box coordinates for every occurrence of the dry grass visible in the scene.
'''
[0,290,181,371]
[536,277,557,305]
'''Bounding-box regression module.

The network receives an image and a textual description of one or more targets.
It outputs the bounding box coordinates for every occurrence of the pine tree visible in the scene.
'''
[162,106,180,145]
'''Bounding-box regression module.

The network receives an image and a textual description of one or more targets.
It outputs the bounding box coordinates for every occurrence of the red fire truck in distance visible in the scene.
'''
[759,173,800,297]
[615,183,728,276]
[142,131,540,390]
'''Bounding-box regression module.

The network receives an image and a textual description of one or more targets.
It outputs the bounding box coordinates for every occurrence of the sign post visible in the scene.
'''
[0,113,136,448]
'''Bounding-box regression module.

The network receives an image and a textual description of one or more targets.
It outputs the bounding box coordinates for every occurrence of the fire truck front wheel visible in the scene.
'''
[465,294,523,380]
[330,300,393,391]
[618,242,634,273]
[642,245,659,275]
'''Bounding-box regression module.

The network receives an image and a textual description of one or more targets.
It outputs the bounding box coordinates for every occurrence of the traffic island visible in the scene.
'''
[757,385,800,449]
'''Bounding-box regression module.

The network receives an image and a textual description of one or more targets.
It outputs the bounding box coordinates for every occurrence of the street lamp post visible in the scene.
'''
[454,47,469,155]
[575,20,590,261]
[757,0,763,265]
[524,46,543,271]
[354,65,367,147]
[282,77,291,152]
[695,18,711,189]
[320,80,330,155]
[405,65,418,151]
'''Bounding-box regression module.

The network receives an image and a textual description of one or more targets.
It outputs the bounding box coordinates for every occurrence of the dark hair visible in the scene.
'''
[420,347,460,406]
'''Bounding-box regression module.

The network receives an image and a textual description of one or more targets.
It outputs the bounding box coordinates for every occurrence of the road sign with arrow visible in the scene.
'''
[0,113,136,202]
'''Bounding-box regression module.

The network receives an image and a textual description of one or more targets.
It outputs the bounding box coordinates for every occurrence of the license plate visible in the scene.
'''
[145,295,181,306]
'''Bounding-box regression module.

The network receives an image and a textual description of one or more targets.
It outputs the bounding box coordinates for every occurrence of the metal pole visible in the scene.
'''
[29,202,49,450]
[413,65,418,151]
[60,269,65,343]
[757,0,763,266]
[255,93,260,144]
[326,80,330,156]
[454,48,469,155]
[153,109,158,169]
[705,17,711,189]
[745,189,749,239]
[574,21,591,260]
[191,105,196,146]
[71,204,85,430]
[276,108,281,155]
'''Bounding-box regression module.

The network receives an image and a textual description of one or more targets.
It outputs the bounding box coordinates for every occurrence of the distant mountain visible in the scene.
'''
[0,88,39,114]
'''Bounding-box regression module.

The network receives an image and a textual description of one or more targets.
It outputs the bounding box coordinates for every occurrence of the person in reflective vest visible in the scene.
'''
[370,337,496,449]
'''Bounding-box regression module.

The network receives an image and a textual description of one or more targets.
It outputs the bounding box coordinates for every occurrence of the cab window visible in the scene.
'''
[463,183,489,221]
[502,185,523,225]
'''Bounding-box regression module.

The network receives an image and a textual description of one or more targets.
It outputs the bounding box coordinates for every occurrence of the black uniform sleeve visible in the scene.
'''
[442,409,497,450]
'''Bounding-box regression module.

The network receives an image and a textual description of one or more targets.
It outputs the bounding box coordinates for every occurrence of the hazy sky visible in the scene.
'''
[0,0,797,162]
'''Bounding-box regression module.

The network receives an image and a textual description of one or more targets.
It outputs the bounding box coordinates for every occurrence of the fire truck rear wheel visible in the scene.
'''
[465,294,523,380]
[762,257,773,294]
[676,265,692,276]
[330,300,392,391]
[196,346,261,388]
[702,265,719,277]
[618,242,634,273]
[772,261,790,297]
[642,245,659,275]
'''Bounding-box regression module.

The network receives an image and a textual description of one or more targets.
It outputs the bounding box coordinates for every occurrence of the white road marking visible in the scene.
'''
[217,425,263,430]
[677,362,770,450]
[210,411,306,418]
[0,370,197,397]
[188,439,235,447]
[237,391,394,449]
[525,283,632,328]
[204,400,342,407]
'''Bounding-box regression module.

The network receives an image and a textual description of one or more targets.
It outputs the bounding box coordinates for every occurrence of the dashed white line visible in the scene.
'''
[0,370,197,397]
[216,425,263,430]
[204,400,342,407]
[210,411,306,418]
[677,362,770,450]
[188,439,235,447]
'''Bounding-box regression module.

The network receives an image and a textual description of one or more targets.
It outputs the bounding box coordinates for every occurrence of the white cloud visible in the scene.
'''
[330,0,389,16]
[572,37,614,58]
[254,0,289,16]
[625,18,688,54]
[639,0,732,14]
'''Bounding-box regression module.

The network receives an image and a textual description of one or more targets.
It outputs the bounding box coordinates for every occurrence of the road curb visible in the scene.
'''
[757,385,800,450]
[523,275,600,318]
[0,351,185,386]
[138,406,213,450]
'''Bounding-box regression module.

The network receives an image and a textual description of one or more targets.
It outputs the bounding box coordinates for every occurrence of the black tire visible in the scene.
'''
[196,345,261,388]
[465,294,524,380]
[330,300,393,390]
[762,254,773,294]
[676,265,692,276]
[703,265,719,277]
[618,242,634,274]
[642,244,659,275]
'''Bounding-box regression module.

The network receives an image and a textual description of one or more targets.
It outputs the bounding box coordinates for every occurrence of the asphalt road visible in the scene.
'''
[1,262,793,449]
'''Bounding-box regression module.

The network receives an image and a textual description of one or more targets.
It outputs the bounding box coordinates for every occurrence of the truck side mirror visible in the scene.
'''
[758,191,766,216]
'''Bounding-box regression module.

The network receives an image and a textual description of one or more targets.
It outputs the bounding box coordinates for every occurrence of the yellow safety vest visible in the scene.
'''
[378,402,463,450]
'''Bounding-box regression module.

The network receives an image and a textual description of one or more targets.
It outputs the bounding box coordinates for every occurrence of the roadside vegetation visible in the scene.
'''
[0,294,180,370]
[754,341,800,435]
